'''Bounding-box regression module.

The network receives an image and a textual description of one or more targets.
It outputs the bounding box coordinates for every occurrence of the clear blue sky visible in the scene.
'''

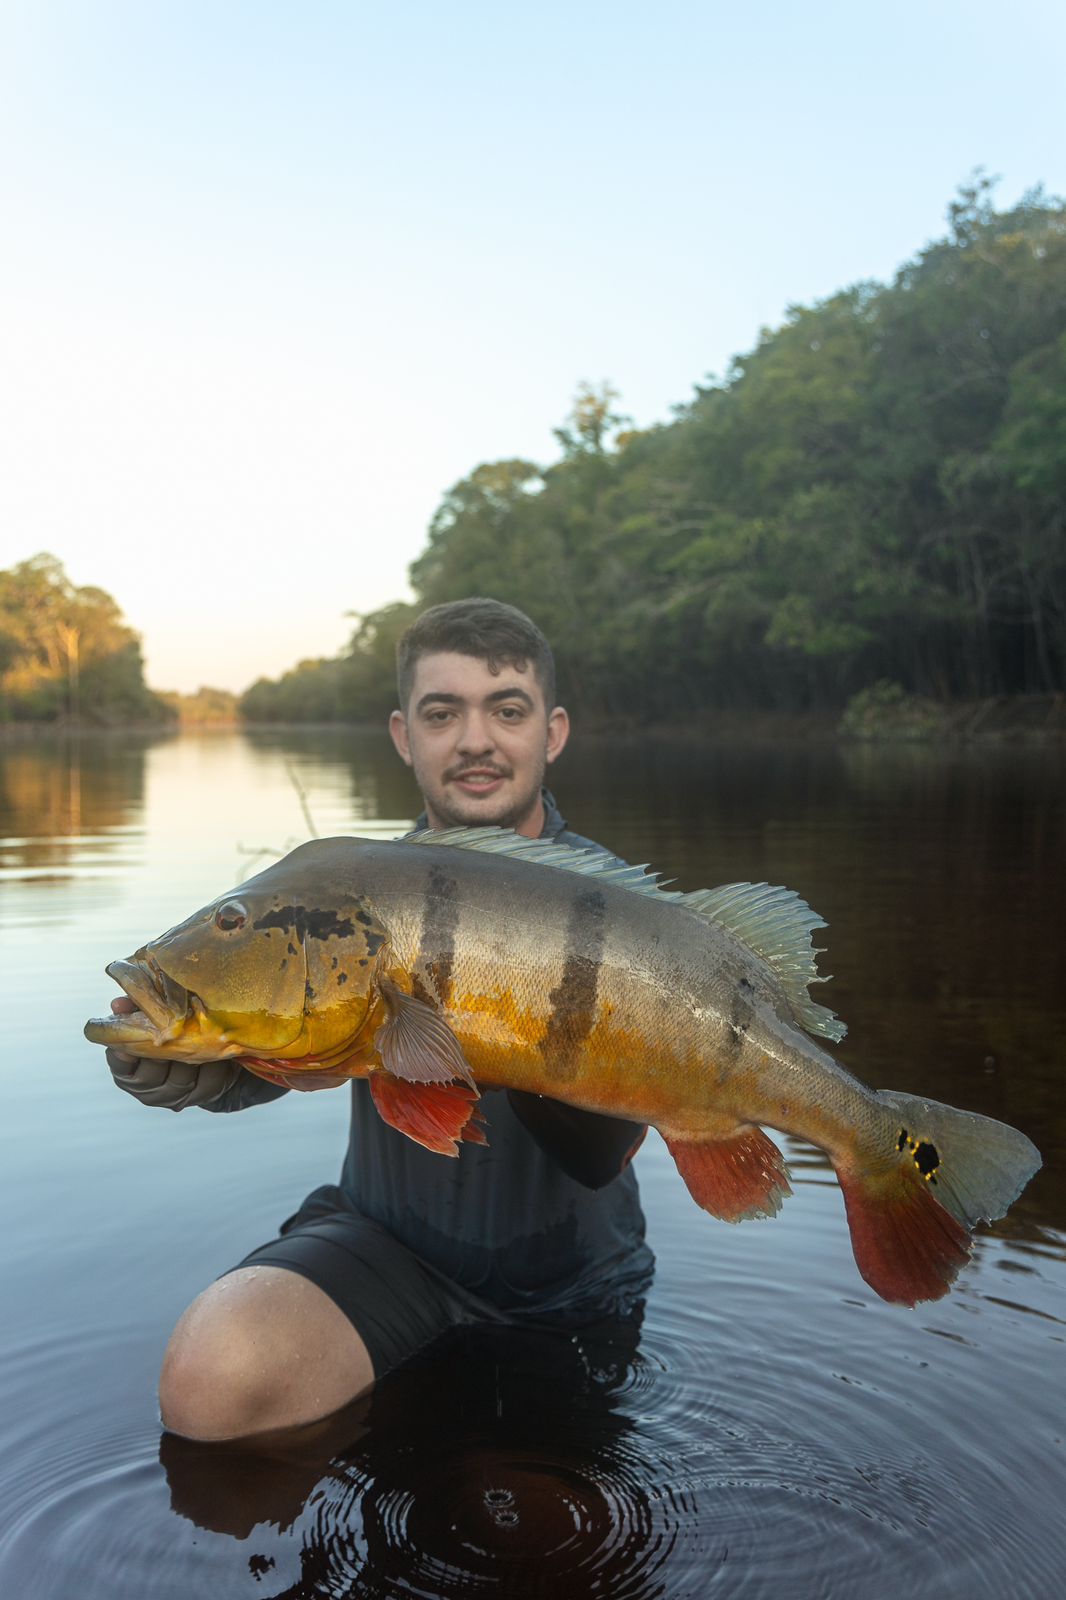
[1,0,1062,692]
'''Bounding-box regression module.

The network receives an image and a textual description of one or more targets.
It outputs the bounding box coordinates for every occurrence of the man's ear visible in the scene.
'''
[388,710,413,766]
[545,705,570,765]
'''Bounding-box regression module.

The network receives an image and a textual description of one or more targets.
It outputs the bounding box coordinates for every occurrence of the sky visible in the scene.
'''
[1,0,1063,694]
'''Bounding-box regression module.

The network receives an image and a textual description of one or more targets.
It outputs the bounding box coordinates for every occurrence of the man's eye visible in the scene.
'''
[497,706,524,721]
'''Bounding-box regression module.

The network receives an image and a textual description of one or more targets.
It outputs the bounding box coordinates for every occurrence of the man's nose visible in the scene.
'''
[456,712,495,754]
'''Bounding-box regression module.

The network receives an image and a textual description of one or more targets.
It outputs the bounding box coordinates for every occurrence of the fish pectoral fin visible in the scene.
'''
[368,1071,483,1157]
[663,1124,792,1222]
[374,978,476,1087]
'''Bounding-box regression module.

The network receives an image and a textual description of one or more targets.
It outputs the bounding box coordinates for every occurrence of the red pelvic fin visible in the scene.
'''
[664,1125,792,1222]
[837,1166,972,1306]
[369,1071,482,1157]
[460,1105,489,1146]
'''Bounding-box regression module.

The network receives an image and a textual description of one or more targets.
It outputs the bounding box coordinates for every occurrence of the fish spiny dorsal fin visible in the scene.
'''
[403,826,673,895]
[403,827,846,1043]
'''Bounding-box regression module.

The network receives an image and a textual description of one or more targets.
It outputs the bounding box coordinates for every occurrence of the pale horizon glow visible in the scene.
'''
[1,1,1063,693]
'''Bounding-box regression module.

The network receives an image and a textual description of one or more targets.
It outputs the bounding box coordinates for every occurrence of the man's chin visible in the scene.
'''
[435,788,539,833]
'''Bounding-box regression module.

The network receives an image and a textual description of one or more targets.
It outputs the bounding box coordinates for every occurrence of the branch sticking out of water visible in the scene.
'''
[284,761,319,839]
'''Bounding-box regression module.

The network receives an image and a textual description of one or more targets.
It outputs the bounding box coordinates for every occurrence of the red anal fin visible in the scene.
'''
[369,1071,482,1157]
[837,1167,972,1306]
[664,1125,792,1222]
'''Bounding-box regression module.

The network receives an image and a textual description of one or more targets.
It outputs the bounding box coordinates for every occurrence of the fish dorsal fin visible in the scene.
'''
[404,827,846,1043]
[404,826,672,894]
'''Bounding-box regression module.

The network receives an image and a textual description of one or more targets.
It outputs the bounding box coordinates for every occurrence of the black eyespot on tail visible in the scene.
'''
[914,1141,940,1177]
[898,1127,940,1183]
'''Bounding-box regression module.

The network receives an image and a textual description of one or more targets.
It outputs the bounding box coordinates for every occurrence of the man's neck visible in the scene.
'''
[422,792,547,839]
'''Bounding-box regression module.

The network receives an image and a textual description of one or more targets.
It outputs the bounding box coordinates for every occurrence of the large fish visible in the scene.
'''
[85,827,1040,1306]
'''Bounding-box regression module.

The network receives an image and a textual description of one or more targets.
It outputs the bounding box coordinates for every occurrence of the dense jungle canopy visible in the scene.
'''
[0,554,170,725]
[242,177,1066,725]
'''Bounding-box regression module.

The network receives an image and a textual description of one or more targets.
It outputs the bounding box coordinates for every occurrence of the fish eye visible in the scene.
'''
[215,900,248,932]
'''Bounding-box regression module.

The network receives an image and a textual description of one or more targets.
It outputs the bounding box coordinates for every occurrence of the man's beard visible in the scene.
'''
[421,759,546,832]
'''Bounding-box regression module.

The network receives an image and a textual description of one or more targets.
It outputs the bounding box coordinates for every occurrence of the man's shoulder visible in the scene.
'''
[540,789,626,865]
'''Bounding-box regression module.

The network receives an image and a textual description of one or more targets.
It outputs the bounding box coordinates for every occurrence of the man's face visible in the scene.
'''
[388,652,570,837]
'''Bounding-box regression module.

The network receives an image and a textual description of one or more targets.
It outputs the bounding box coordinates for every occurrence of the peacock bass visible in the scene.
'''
[84,827,1041,1307]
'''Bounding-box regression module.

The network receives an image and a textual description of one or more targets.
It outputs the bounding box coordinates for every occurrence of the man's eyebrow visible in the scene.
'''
[415,686,535,714]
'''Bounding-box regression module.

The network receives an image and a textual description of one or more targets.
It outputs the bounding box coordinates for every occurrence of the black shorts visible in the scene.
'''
[229,1184,512,1378]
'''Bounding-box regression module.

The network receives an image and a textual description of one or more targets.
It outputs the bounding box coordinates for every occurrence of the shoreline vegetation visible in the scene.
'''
[2,691,1063,746]
[4,179,1064,742]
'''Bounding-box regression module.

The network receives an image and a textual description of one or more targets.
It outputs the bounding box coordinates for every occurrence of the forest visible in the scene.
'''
[0,553,171,725]
[242,177,1066,726]
[4,179,1063,731]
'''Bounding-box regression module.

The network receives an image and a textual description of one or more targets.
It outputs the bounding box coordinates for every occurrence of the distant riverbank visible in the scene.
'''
[3,692,1064,745]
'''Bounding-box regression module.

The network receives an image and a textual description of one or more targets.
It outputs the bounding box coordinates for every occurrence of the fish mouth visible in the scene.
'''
[83,956,194,1048]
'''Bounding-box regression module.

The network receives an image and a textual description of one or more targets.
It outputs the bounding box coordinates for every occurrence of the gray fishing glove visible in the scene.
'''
[106,1049,243,1112]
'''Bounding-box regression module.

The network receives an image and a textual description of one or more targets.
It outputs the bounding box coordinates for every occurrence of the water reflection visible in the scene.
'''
[2,729,1064,1599]
[0,733,155,872]
[160,1317,686,1600]
[241,727,424,830]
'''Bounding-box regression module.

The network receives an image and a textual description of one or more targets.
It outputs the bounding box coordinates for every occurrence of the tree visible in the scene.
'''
[0,554,170,723]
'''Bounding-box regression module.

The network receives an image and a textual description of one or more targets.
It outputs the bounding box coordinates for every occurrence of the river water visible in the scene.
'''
[1,727,1063,1599]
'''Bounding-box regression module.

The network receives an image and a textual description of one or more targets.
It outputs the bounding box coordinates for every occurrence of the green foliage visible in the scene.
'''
[839,681,947,741]
[246,177,1066,723]
[0,554,172,724]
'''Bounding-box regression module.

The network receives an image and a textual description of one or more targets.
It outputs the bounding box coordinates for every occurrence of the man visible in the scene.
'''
[105,598,652,1440]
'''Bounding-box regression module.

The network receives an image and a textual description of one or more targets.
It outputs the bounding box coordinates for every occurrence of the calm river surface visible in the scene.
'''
[1,728,1063,1599]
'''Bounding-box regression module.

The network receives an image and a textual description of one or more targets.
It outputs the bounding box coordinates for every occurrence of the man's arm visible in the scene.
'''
[506,1090,647,1189]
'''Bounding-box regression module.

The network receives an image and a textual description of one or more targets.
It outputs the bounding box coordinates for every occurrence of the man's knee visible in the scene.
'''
[159,1289,271,1440]
[158,1267,375,1441]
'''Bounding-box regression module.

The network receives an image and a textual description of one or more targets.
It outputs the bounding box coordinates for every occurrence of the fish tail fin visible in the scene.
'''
[835,1091,1041,1306]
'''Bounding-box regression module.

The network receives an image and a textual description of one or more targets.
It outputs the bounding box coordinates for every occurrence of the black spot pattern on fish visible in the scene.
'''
[418,865,460,1007]
[728,983,751,1050]
[411,973,435,1008]
[539,889,607,1082]
[253,906,357,943]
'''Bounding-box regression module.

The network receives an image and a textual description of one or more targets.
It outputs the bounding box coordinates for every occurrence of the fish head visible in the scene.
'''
[84,849,389,1067]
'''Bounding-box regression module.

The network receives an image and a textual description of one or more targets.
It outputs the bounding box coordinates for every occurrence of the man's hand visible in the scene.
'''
[105,997,242,1111]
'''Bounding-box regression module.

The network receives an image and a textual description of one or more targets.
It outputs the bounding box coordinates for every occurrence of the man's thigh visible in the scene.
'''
[226,1189,505,1378]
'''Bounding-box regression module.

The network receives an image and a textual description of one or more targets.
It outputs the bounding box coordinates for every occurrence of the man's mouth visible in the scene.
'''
[449,768,509,793]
